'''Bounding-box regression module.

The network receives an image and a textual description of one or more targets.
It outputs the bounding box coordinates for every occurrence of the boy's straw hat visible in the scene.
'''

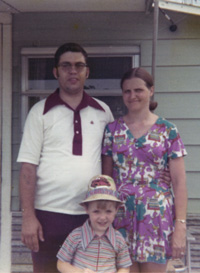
[80,175,122,205]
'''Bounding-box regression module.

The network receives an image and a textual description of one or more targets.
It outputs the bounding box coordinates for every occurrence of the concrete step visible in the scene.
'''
[11,212,200,273]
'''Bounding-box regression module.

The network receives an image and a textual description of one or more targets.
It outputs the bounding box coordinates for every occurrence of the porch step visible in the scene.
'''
[11,264,33,273]
[11,212,200,273]
[11,212,33,273]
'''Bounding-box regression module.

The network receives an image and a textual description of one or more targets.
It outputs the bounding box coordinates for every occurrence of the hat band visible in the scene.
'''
[85,188,119,199]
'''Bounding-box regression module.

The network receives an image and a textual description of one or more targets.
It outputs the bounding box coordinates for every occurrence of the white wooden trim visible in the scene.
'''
[21,89,124,96]
[21,45,140,56]
[21,56,29,131]
[20,46,140,129]
[0,16,12,273]
[0,13,12,24]
[0,24,2,150]
[159,0,200,15]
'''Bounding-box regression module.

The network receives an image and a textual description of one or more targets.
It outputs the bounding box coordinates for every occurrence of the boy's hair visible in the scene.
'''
[54,42,88,67]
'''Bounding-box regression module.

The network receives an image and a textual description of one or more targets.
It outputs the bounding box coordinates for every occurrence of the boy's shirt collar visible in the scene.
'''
[81,219,117,251]
[43,88,105,114]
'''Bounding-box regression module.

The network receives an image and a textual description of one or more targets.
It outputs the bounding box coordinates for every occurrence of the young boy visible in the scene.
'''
[57,175,132,273]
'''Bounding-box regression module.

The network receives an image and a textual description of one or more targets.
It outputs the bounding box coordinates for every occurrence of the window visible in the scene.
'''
[21,46,140,128]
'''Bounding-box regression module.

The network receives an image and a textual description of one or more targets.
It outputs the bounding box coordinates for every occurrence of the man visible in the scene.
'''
[17,43,114,273]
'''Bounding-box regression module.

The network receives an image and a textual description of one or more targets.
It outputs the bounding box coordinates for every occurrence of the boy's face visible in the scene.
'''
[85,201,118,236]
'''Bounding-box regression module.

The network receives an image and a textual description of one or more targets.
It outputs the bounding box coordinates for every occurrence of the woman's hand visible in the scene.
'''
[171,221,186,259]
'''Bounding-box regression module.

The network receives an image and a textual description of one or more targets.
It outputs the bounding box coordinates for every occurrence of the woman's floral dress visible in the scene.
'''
[102,117,187,264]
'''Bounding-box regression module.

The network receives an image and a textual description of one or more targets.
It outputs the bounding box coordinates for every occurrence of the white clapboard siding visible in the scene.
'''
[165,119,200,145]
[154,93,200,118]
[184,146,200,171]
[142,40,200,66]
[186,172,200,197]
[154,67,200,92]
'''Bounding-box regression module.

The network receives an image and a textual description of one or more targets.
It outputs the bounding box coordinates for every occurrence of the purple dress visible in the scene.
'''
[102,117,187,264]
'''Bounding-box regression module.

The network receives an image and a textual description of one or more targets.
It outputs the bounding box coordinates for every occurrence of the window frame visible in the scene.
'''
[21,46,140,128]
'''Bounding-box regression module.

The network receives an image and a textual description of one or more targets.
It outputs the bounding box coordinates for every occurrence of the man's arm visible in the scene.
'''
[102,155,113,177]
[57,260,96,273]
[20,162,44,252]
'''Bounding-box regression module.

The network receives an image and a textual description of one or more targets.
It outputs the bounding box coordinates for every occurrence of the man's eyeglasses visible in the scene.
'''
[57,62,88,72]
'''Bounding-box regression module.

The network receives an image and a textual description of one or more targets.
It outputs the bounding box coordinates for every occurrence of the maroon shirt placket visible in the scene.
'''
[43,89,106,157]
[73,110,82,156]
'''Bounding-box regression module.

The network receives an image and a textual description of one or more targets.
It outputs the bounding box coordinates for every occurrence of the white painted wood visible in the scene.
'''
[143,66,200,92]
[186,172,200,198]
[0,19,12,273]
[21,56,29,132]
[0,12,12,24]
[21,46,140,56]
[154,93,200,118]
[0,0,146,12]
[167,119,200,145]
[184,146,200,171]
[155,67,200,92]
[142,40,200,66]
[159,0,200,15]
[163,0,200,5]
[144,65,200,93]
[0,26,2,185]
[187,199,200,213]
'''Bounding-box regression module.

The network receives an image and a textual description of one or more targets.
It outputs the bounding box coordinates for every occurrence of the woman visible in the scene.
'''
[102,68,187,273]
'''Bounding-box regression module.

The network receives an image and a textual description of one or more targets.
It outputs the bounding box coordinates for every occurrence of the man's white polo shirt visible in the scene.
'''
[17,89,114,214]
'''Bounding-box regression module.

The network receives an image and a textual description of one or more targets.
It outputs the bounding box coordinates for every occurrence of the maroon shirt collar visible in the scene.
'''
[43,88,105,114]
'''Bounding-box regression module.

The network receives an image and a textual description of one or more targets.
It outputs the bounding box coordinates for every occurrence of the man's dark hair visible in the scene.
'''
[54,42,88,67]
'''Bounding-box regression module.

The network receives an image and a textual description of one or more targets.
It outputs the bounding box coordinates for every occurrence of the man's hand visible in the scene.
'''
[159,169,171,185]
[19,163,43,252]
[21,214,44,252]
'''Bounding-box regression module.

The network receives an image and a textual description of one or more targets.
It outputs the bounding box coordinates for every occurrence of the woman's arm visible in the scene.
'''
[169,156,187,259]
[102,155,113,177]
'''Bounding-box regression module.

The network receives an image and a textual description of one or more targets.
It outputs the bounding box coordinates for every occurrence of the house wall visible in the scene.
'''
[12,11,200,213]
[0,12,12,273]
